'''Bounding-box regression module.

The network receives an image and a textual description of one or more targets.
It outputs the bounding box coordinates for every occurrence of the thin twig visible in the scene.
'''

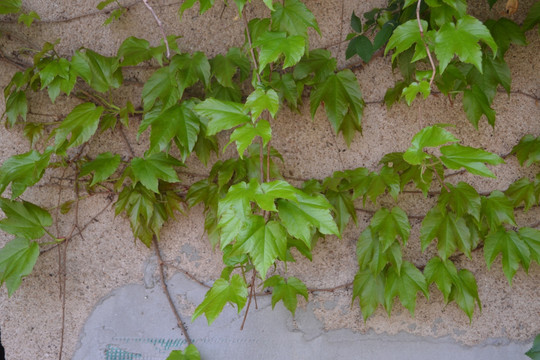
[240,270,257,330]
[142,0,171,59]
[119,127,136,158]
[242,8,262,83]
[153,237,192,345]
[416,0,436,88]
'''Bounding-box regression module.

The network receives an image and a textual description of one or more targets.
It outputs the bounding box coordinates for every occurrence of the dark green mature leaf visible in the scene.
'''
[371,207,410,248]
[353,268,385,321]
[171,52,211,90]
[4,91,27,127]
[485,18,527,57]
[310,70,364,139]
[420,207,472,259]
[245,88,279,119]
[278,192,339,247]
[523,1,540,32]
[271,0,320,37]
[0,0,21,14]
[384,261,429,316]
[484,227,530,284]
[39,58,75,102]
[519,228,540,265]
[166,344,201,360]
[346,35,374,62]
[195,98,250,136]
[70,49,123,92]
[511,135,540,167]
[505,178,538,211]
[192,274,248,325]
[326,190,357,234]
[178,0,215,17]
[142,66,181,111]
[130,153,182,193]
[357,227,402,275]
[424,256,458,303]
[439,182,481,221]
[440,144,504,178]
[434,15,497,73]
[0,149,51,199]
[271,73,301,109]
[481,191,516,229]
[23,123,44,147]
[366,166,400,203]
[374,22,395,50]
[264,275,308,316]
[0,198,52,240]
[462,85,496,128]
[385,19,427,62]
[0,237,39,296]
[526,334,540,360]
[403,125,458,165]
[293,49,337,84]
[350,11,362,33]
[54,103,104,150]
[211,47,251,88]
[253,31,305,71]
[449,269,482,321]
[80,152,121,187]
[117,37,153,66]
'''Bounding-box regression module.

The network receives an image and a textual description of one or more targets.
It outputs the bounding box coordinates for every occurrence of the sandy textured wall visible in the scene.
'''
[0,0,539,359]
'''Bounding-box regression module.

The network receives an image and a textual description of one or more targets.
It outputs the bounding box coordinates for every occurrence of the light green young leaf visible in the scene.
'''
[484,227,530,284]
[0,198,52,239]
[440,143,504,178]
[17,11,40,27]
[79,152,121,187]
[481,191,517,229]
[97,0,115,10]
[195,98,250,136]
[385,19,427,62]
[0,237,39,296]
[254,179,297,211]
[271,0,320,37]
[179,0,215,17]
[0,0,21,14]
[0,149,51,199]
[166,344,201,360]
[403,125,458,165]
[54,102,104,150]
[4,91,27,127]
[371,207,411,249]
[245,88,280,119]
[353,268,385,321]
[401,81,430,105]
[434,15,497,73]
[264,275,308,316]
[130,153,182,193]
[253,31,305,71]
[217,181,256,248]
[384,261,429,316]
[192,274,248,325]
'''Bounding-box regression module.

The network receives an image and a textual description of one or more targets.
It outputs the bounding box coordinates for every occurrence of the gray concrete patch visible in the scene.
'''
[73,272,533,360]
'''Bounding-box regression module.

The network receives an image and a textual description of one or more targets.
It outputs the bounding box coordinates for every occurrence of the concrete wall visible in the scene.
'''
[0,0,539,359]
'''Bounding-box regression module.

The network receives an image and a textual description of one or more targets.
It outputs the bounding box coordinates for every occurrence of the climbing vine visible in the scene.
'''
[0,0,539,358]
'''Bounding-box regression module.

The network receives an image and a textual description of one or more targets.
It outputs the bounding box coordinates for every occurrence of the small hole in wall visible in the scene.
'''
[0,328,5,360]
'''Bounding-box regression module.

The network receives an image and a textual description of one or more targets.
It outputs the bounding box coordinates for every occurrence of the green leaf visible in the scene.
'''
[371,207,410,249]
[253,31,305,71]
[4,91,27,127]
[141,66,181,111]
[310,70,364,139]
[357,227,402,276]
[0,198,52,239]
[484,227,530,284]
[234,217,288,277]
[481,191,516,229]
[227,120,271,158]
[401,81,431,106]
[192,274,248,325]
[353,268,385,321]
[271,73,301,109]
[70,49,123,92]
[277,192,339,247]
[171,52,211,89]
[385,19,426,62]
[117,37,153,66]
[523,1,540,32]
[264,275,308,316]
[519,228,540,265]
[449,269,482,321]
[440,143,504,178]
[166,344,201,360]
[326,190,357,234]
[485,18,527,57]
[195,98,250,136]
[23,123,44,147]
[254,180,297,212]
[17,11,40,27]
[245,88,280,119]
[373,22,395,50]
[0,149,51,199]
[350,11,362,33]
[130,153,182,193]
[97,0,115,10]
[217,181,255,248]
[424,257,458,303]
[403,125,458,165]
[271,0,320,37]
[434,15,497,73]
[346,35,374,62]
[210,47,251,88]
[420,207,472,259]
[80,152,121,187]
[293,49,337,84]
[366,166,400,203]
[0,237,39,296]
[505,178,538,212]
[439,182,481,221]
[525,334,540,360]
[384,261,429,316]
[0,0,21,14]
[54,103,104,150]
[462,85,496,128]
[511,135,540,167]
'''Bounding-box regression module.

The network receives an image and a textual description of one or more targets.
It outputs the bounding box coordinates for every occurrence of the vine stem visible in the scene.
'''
[242,8,262,84]
[153,237,192,345]
[416,0,436,89]
[142,0,171,59]
[240,269,257,330]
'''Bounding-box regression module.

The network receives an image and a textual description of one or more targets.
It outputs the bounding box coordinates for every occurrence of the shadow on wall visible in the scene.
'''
[0,329,4,360]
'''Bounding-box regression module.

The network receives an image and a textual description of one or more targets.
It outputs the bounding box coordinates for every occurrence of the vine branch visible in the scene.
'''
[141,0,171,59]
[416,0,436,89]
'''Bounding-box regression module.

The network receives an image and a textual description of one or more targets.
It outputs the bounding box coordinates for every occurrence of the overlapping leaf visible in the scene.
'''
[130,153,182,193]
[384,261,429,316]
[80,152,121,187]
[0,149,51,199]
[264,275,308,316]
[0,237,40,296]
[0,198,52,240]
[54,102,104,150]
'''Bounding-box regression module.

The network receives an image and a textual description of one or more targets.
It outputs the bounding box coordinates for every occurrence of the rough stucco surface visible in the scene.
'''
[0,0,539,359]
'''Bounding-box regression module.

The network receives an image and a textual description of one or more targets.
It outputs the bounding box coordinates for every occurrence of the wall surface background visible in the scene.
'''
[0,0,539,359]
